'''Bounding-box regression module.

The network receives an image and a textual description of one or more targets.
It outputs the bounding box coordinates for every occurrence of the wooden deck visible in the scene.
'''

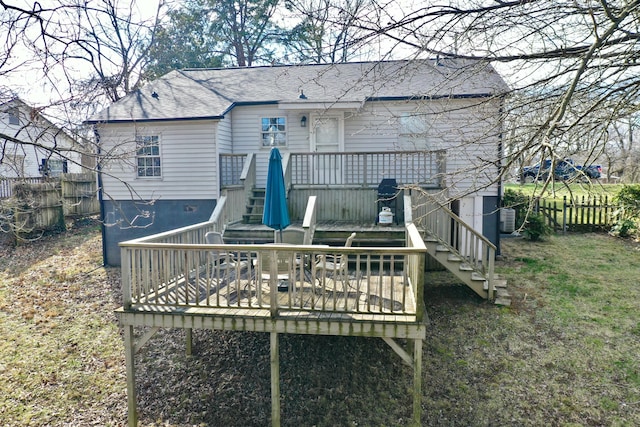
[116,221,427,427]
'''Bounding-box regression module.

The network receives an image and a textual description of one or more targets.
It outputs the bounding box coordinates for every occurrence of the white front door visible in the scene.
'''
[310,113,344,184]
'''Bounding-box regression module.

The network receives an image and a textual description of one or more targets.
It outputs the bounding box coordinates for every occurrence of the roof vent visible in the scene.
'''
[298,90,307,99]
[151,91,159,99]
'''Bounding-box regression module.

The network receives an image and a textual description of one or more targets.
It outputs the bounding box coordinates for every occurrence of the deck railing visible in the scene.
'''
[289,150,446,187]
[220,154,248,187]
[120,221,427,321]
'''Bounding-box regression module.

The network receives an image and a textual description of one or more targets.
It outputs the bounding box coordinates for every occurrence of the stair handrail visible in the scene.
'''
[239,153,257,221]
[281,152,292,193]
[418,194,496,299]
[240,152,256,193]
[302,195,318,244]
[208,194,228,232]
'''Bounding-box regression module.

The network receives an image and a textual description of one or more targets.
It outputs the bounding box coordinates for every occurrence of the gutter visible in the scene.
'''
[366,93,497,102]
[84,115,225,125]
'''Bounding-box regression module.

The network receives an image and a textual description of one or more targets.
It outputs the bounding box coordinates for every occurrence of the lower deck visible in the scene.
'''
[117,221,427,426]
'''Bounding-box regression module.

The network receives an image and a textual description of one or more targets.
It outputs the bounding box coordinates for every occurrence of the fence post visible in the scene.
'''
[562,196,567,234]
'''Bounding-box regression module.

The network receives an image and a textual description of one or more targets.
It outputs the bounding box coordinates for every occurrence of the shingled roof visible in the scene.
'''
[87,59,508,124]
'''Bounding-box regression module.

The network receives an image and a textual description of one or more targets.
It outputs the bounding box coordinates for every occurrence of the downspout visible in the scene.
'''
[94,126,107,266]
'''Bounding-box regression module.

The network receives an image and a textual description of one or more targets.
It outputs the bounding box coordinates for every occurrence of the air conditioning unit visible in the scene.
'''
[500,208,516,233]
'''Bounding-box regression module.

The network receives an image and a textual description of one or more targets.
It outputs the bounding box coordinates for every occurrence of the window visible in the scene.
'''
[399,113,429,135]
[399,113,430,149]
[47,159,68,177]
[39,158,68,177]
[261,117,286,146]
[136,135,161,177]
[8,108,19,125]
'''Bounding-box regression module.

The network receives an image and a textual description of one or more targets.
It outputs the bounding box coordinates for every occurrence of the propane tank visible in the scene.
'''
[378,206,393,226]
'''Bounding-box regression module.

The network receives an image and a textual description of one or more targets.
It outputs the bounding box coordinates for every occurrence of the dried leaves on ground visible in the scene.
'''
[1,222,639,426]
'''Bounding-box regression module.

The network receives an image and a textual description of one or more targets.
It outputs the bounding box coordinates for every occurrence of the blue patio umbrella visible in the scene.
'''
[262,147,290,239]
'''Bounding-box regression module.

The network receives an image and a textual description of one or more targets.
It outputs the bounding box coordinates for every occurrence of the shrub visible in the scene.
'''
[523,213,552,241]
[611,185,640,239]
[613,185,640,217]
[610,219,637,238]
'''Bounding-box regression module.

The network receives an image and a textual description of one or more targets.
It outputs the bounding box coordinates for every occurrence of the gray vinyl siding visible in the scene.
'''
[98,120,219,200]
[229,99,501,195]
[97,98,501,202]
[231,105,311,185]
[216,113,233,153]
[344,99,501,197]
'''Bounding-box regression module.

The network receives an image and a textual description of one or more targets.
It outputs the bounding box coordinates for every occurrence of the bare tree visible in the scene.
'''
[339,0,640,187]
[608,116,640,182]
[0,1,167,239]
[62,0,165,107]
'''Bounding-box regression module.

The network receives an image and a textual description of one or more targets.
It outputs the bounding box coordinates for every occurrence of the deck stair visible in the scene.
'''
[421,232,510,305]
[222,221,406,247]
[312,222,406,248]
[242,187,265,224]
[423,235,490,299]
[416,195,509,304]
[222,225,274,244]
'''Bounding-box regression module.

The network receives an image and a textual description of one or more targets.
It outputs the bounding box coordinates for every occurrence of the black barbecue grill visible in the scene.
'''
[376,178,399,225]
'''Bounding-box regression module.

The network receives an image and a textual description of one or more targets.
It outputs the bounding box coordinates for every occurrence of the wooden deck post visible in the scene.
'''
[412,337,423,426]
[185,328,193,356]
[124,325,138,427]
[270,331,281,427]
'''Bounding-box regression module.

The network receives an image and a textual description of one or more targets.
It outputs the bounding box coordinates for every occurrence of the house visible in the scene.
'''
[0,98,86,180]
[91,60,510,426]
[87,59,508,267]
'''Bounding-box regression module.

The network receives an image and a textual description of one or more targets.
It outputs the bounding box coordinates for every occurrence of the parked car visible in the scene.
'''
[521,159,601,182]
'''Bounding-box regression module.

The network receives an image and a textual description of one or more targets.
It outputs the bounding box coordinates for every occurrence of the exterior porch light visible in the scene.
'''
[300,115,307,127]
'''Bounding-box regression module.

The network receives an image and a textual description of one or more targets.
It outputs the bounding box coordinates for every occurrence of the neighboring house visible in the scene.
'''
[87,59,509,266]
[0,98,86,179]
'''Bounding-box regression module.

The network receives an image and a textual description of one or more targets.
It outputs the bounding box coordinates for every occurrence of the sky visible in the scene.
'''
[4,0,164,107]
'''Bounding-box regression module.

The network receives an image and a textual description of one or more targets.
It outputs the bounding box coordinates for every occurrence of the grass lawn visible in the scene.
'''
[1,220,639,426]
[505,182,625,201]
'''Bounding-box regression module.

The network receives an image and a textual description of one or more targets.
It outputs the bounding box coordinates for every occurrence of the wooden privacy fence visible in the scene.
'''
[10,180,65,234]
[0,173,98,237]
[60,172,100,216]
[534,195,620,232]
[0,177,48,199]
